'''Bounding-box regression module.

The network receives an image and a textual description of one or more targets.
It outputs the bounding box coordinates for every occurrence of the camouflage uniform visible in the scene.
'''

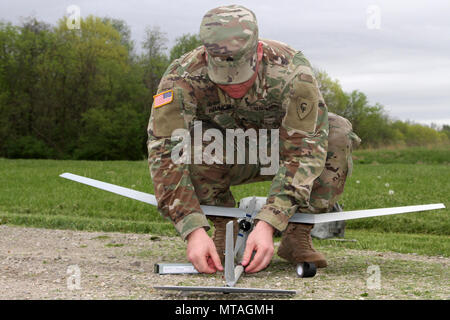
[147,5,360,246]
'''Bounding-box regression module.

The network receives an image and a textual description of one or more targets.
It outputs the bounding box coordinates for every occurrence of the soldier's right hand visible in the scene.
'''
[186,227,224,274]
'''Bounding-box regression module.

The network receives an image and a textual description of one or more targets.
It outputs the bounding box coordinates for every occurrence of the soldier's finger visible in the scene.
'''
[241,241,256,266]
[206,256,215,269]
[250,253,272,273]
[194,255,214,274]
[244,248,264,273]
[209,249,223,271]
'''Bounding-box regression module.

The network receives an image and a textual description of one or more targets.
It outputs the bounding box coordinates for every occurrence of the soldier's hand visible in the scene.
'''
[241,220,275,273]
[186,227,223,274]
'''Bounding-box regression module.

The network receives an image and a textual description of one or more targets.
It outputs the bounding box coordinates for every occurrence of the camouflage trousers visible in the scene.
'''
[189,113,361,216]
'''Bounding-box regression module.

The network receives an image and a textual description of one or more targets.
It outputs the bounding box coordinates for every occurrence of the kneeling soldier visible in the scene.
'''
[147,5,360,274]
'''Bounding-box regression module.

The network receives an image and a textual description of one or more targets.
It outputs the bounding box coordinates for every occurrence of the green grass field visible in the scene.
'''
[353,147,450,165]
[0,148,449,257]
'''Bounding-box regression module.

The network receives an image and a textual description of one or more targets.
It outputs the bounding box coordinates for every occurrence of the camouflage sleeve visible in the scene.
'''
[147,67,210,241]
[255,61,329,231]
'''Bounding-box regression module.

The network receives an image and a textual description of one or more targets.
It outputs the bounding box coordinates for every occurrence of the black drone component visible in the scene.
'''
[238,219,252,232]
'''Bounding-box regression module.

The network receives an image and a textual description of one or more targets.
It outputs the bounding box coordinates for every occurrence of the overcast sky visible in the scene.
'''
[1,0,449,126]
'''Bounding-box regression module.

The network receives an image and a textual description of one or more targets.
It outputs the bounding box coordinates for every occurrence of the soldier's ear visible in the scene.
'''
[257,42,263,62]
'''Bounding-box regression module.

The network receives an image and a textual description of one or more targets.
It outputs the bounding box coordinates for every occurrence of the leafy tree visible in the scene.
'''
[0,18,58,156]
[0,15,149,159]
[102,17,135,54]
[75,104,144,160]
[316,70,399,147]
[169,33,202,61]
[442,125,450,140]
[315,69,348,115]
[140,26,169,96]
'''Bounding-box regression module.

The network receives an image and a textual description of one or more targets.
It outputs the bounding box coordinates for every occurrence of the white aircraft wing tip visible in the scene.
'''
[60,172,79,179]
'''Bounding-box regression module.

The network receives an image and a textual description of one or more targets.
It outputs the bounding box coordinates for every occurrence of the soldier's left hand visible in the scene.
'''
[241,220,275,273]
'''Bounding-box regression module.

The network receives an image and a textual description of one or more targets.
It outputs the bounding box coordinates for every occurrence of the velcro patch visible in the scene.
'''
[299,73,313,83]
[153,90,174,108]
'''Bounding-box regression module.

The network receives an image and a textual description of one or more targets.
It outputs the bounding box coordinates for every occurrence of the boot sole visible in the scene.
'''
[277,249,328,268]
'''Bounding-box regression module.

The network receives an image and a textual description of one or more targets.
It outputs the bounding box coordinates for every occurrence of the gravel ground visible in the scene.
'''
[0,225,448,300]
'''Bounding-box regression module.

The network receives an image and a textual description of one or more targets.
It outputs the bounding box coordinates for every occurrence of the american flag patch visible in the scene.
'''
[153,90,173,108]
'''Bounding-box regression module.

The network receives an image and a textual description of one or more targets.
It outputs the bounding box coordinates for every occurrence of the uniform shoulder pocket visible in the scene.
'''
[282,72,319,135]
[152,87,186,137]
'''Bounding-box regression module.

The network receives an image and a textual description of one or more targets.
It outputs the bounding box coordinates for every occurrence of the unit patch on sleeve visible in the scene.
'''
[297,100,313,119]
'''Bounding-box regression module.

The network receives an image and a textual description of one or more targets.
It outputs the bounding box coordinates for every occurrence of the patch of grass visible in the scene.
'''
[0,158,164,225]
[0,153,448,258]
[0,212,177,236]
[91,235,111,240]
[341,164,449,235]
[105,243,125,247]
[353,147,450,165]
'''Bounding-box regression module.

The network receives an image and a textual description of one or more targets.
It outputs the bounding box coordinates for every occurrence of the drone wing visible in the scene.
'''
[293,203,446,224]
[60,172,158,205]
[60,172,246,219]
[60,173,445,223]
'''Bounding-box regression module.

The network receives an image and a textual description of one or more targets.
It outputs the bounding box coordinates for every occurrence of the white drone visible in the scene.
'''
[60,173,445,295]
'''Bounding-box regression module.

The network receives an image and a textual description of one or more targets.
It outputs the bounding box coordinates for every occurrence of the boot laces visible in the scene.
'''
[298,226,314,251]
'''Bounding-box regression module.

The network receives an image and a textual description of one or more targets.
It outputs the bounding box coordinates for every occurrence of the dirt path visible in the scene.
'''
[0,225,448,300]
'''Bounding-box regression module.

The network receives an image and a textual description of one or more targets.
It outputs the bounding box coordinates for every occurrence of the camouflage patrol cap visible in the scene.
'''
[200,5,259,85]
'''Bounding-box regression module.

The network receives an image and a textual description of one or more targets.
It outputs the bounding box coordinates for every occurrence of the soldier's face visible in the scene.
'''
[213,42,263,99]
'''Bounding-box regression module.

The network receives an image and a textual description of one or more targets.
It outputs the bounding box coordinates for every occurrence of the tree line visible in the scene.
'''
[315,71,450,148]
[0,15,448,160]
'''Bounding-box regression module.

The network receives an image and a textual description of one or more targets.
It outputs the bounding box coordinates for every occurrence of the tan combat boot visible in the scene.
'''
[209,217,239,264]
[277,223,328,268]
